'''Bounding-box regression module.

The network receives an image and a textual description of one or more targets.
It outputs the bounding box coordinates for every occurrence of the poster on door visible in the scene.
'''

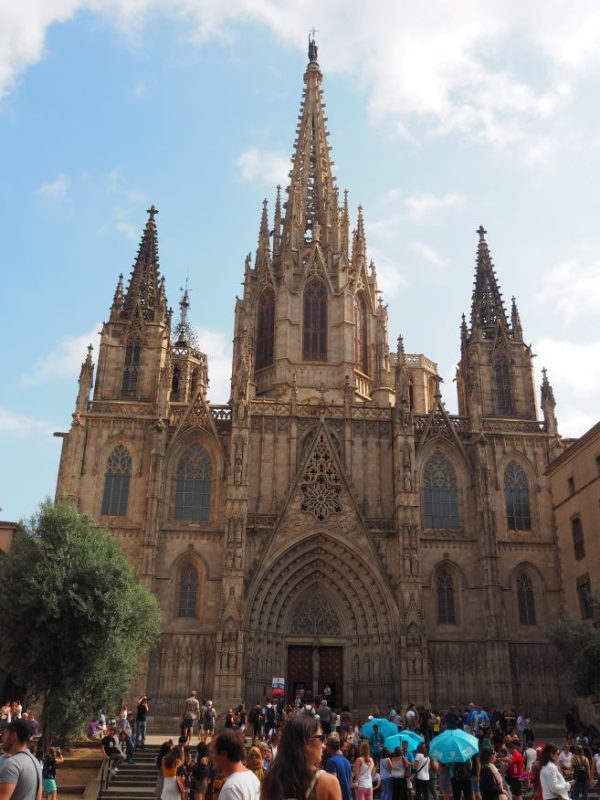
[272,677,285,697]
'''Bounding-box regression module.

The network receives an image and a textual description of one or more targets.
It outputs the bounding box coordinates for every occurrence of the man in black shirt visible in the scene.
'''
[136,697,149,749]
[102,727,125,775]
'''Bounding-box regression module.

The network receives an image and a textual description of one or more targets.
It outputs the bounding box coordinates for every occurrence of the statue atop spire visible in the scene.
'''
[308,28,319,63]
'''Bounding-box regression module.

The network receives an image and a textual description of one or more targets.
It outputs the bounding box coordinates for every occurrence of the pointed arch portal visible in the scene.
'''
[244,533,397,708]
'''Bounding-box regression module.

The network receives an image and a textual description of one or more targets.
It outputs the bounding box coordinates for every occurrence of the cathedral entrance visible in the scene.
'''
[287,644,343,707]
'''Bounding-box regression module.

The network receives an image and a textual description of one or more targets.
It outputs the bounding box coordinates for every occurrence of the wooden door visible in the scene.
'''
[319,646,343,707]
[287,645,312,703]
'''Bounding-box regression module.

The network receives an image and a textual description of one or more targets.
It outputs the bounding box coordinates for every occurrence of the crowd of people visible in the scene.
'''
[148,698,600,800]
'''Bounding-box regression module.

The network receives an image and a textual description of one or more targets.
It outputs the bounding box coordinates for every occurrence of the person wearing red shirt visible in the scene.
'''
[506,742,524,800]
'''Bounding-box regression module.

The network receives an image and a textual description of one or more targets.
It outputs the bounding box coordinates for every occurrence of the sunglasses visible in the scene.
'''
[311,734,326,742]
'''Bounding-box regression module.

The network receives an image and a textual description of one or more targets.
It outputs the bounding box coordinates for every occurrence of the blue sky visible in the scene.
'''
[1,2,599,521]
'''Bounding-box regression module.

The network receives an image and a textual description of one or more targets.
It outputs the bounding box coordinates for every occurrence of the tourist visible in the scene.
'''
[353,741,376,800]
[41,746,64,800]
[449,760,473,800]
[190,743,210,800]
[182,691,201,745]
[437,763,452,800]
[325,735,352,800]
[368,724,385,764]
[317,701,333,736]
[264,704,276,741]
[540,744,572,800]
[558,743,573,776]
[479,747,506,800]
[571,745,591,800]
[0,720,42,800]
[237,705,247,733]
[445,707,461,731]
[154,740,173,800]
[246,747,265,782]
[413,744,431,800]
[379,749,392,800]
[161,746,183,800]
[385,744,413,800]
[505,740,523,800]
[592,746,600,790]
[102,725,125,775]
[201,701,216,743]
[524,741,537,773]
[116,706,135,765]
[250,704,263,744]
[212,729,260,800]
[261,713,340,800]
[136,696,149,749]
[225,710,235,729]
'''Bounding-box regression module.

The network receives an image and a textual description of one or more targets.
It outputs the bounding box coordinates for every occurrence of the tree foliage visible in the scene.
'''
[549,610,600,697]
[0,501,160,744]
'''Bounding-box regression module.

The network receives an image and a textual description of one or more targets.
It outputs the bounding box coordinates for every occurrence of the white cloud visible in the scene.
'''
[237,147,289,186]
[537,255,600,324]
[20,325,101,387]
[36,174,68,198]
[368,247,408,298]
[411,241,446,270]
[194,326,232,404]
[0,407,54,437]
[536,339,600,438]
[4,2,599,150]
[523,137,559,166]
[404,192,466,220]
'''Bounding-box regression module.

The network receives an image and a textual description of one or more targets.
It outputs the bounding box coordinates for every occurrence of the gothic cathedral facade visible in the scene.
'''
[55,45,569,718]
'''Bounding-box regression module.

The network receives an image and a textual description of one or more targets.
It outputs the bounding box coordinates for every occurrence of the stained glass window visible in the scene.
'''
[178,564,198,617]
[437,568,456,625]
[422,452,460,529]
[517,574,536,625]
[175,445,212,521]
[303,280,327,361]
[101,445,132,516]
[505,461,531,531]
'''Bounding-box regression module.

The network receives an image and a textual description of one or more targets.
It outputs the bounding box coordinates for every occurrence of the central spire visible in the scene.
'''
[470,225,509,335]
[282,34,337,250]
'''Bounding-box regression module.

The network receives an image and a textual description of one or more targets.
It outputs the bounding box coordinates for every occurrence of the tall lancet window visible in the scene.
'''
[504,461,531,531]
[303,279,327,361]
[121,336,142,397]
[422,452,460,529]
[437,568,456,625]
[494,352,514,416]
[354,293,369,374]
[175,445,212,521]
[178,563,199,617]
[255,286,275,370]
[101,445,132,516]
[517,574,536,625]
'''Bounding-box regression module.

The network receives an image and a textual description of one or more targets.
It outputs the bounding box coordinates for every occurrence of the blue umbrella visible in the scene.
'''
[429,730,479,763]
[385,731,424,753]
[361,718,398,739]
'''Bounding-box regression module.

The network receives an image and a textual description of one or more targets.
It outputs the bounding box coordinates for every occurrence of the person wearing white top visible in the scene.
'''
[540,745,572,800]
[211,730,260,800]
[524,746,538,772]
[558,745,573,775]
[353,742,376,800]
[413,745,431,800]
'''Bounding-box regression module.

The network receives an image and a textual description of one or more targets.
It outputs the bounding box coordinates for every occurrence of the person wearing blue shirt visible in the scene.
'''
[325,735,353,800]
[369,725,385,763]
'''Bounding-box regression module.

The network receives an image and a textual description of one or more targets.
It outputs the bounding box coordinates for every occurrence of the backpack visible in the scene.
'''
[249,707,260,724]
[575,761,589,783]
[203,707,215,724]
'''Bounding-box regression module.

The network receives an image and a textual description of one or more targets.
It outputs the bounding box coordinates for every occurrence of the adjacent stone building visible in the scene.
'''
[547,421,600,626]
[55,41,570,718]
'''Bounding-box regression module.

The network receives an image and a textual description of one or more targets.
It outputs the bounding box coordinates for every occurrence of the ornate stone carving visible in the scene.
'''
[290,588,341,635]
[300,432,342,522]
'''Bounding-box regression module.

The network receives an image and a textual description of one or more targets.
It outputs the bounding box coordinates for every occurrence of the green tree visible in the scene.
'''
[549,610,600,697]
[0,500,160,744]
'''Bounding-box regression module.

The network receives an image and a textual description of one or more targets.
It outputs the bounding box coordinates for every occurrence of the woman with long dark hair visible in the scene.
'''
[540,744,572,800]
[261,713,340,800]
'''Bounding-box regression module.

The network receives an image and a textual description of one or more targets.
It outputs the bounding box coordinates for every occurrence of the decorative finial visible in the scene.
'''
[477,225,487,242]
[433,374,443,399]
[147,204,159,221]
[308,28,319,62]
[397,334,405,357]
